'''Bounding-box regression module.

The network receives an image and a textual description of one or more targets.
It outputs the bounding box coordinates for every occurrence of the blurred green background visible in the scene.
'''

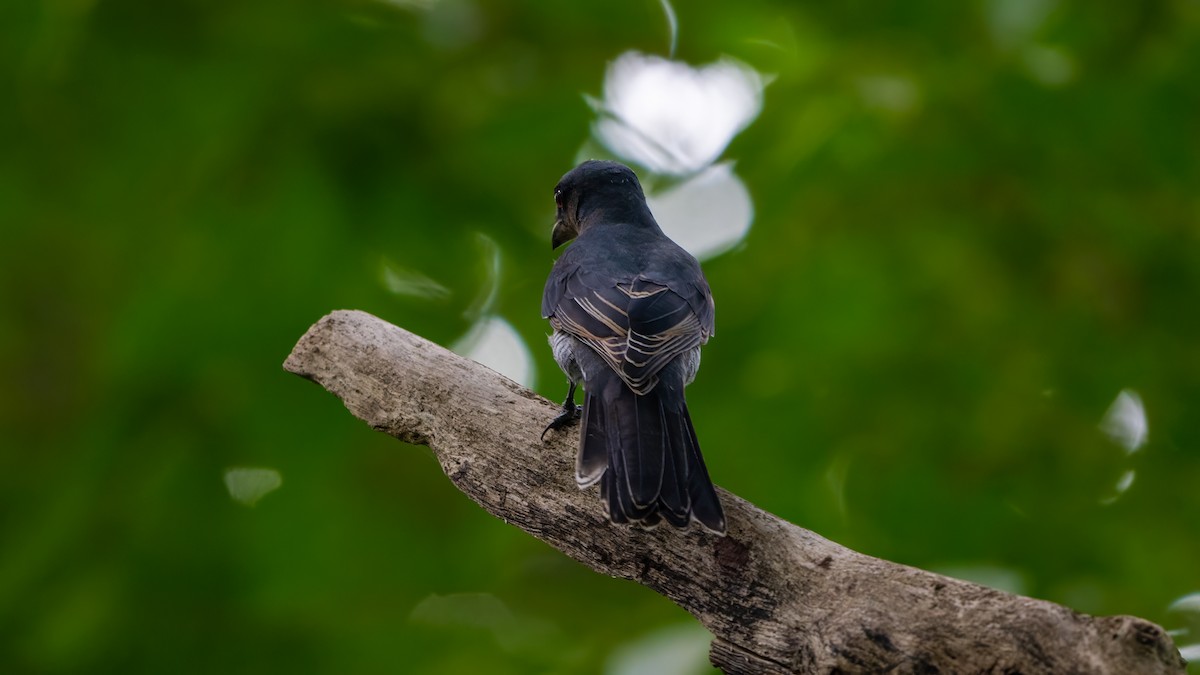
[3,0,1199,673]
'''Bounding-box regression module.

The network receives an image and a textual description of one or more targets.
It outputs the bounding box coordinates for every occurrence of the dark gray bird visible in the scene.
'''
[541,160,725,534]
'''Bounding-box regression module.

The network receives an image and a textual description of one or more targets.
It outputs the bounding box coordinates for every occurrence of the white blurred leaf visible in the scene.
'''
[453,315,535,388]
[463,232,501,321]
[658,0,678,57]
[1099,469,1137,506]
[1179,643,1200,663]
[606,623,714,675]
[224,467,282,507]
[380,258,451,300]
[1099,388,1148,454]
[1115,469,1135,493]
[648,163,753,260]
[1170,593,1200,614]
[592,51,765,176]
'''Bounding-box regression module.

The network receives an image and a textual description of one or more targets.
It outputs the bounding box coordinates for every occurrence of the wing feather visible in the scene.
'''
[548,274,708,394]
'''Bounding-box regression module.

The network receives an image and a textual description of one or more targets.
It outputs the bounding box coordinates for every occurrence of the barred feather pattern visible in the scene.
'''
[549,277,706,396]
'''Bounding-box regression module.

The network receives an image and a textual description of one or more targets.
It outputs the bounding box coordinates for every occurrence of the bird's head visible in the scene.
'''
[551,160,648,249]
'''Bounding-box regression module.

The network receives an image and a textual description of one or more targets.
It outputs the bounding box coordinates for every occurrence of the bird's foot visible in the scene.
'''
[541,401,581,440]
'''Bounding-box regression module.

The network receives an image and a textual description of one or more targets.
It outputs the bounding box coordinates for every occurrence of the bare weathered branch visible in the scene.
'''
[284,310,1186,675]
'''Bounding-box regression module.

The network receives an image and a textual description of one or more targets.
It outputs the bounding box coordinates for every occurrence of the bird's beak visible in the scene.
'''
[551,218,573,249]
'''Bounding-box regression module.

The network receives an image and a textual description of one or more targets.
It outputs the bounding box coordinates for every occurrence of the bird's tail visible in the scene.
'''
[575,372,725,534]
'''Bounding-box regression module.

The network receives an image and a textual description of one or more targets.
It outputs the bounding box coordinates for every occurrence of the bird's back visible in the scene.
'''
[543,220,714,339]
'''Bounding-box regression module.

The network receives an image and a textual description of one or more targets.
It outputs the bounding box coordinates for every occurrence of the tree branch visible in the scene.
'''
[284,310,1186,675]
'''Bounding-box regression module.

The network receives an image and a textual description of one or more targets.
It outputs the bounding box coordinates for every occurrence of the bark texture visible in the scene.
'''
[284,310,1186,675]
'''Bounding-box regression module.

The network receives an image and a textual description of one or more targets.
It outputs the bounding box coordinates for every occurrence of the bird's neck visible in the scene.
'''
[578,194,658,232]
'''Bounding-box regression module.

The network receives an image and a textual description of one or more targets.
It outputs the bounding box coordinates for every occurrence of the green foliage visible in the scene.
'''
[2,1,1198,672]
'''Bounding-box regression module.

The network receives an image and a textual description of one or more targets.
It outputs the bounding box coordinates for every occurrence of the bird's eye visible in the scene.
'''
[554,190,563,208]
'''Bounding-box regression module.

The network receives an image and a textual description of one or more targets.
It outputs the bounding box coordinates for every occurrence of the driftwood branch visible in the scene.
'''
[284,310,1185,675]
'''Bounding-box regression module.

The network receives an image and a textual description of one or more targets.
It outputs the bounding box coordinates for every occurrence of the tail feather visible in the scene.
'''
[576,392,607,487]
[658,415,690,527]
[599,468,625,523]
[576,373,725,534]
[681,406,725,533]
[604,391,655,522]
[615,389,666,509]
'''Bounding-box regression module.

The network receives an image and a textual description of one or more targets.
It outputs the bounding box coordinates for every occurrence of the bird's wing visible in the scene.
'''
[547,271,705,395]
[684,278,715,339]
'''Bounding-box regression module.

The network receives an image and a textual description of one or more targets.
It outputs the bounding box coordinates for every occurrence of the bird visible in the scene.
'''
[541,159,726,534]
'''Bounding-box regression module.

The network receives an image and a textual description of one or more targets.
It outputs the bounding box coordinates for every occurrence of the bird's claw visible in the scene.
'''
[541,402,581,440]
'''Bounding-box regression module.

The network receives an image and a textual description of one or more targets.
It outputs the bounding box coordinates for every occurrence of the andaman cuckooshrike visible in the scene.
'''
[541,160,725,534]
